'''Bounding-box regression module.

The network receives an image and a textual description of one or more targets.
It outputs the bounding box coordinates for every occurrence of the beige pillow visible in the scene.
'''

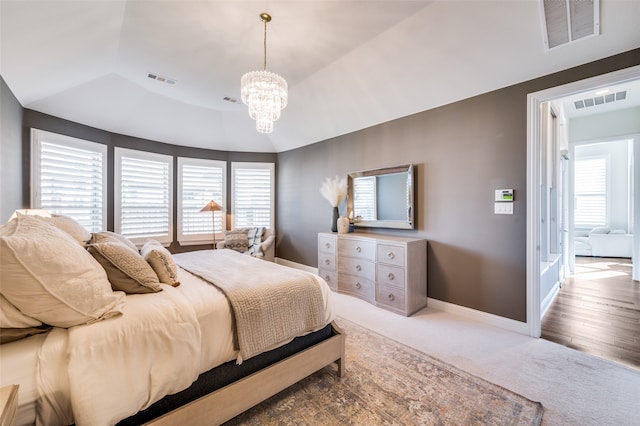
[0,215,125,328]
[224,229,249,252]
[91,231,139,252]
[47,214,91,246]
[88,242,162,294]
[140,240,180,287]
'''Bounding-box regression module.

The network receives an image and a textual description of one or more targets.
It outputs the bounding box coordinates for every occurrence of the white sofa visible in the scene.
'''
[575,227,633,258]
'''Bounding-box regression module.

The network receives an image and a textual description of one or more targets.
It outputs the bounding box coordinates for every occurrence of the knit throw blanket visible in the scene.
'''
[175,249,326,363]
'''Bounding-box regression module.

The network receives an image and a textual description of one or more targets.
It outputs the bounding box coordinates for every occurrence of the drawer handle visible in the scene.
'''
[388,293,395,301]
[356,246,362,253]
[355,282,362,289]
[325,243,331,249]
[355,264,362,271]
[388,272,395,280]
[387,252,395,259]
[324,275,331,282]
[324,259,330,265]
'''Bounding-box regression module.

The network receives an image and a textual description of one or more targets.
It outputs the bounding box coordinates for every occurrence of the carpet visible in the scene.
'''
[225,318,544,425]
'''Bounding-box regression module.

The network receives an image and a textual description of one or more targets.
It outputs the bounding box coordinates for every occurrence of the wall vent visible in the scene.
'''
[573,91,626,110]
[540,0,599,50]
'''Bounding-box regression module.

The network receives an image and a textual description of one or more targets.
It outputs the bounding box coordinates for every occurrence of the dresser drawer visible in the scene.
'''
[338,239,376,260]
[377,264,405,289]
[339,274,374,302]
[318,253,336,271]
[318,235,337,254]
[338,257,375,281]
[377,244,405,267]
[318,269,338,291]
[376,283,406,311]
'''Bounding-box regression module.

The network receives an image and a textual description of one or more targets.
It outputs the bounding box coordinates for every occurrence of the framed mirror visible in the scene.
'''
[347,164,414,230]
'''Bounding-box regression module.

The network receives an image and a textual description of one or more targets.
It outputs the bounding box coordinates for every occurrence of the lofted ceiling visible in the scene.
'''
[1,0,639,153]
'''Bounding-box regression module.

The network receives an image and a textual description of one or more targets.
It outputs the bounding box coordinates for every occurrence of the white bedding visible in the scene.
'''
[4,254,333,426]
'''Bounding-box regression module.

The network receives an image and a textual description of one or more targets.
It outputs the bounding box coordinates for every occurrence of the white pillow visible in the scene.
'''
[48,214,91,245]
[0,215,125,328]
[0,293,42,328]
[588,227,610,235]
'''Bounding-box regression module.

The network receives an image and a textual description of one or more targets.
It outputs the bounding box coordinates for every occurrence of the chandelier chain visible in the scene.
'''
[263,18,267,71]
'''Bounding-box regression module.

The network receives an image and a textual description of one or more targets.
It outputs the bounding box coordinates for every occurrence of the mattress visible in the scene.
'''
[1,258,334,426]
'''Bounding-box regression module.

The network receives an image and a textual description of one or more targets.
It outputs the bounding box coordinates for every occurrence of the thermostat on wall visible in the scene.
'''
[495,189,513,202]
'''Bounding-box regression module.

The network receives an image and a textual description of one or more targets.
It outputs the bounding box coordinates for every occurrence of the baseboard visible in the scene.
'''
[427,298,529,335]
[278,258,530,336]
[540,282,561,318]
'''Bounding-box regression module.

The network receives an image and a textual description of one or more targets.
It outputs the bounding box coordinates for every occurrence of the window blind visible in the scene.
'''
[232,163,274,229]
[115,149,172,243]
[178,158,226,243]
[31,130,106,232]
[574,157,607,227]
[353,176,377,221]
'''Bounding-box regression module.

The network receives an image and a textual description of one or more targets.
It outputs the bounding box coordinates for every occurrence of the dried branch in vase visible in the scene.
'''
[319,176,347,207]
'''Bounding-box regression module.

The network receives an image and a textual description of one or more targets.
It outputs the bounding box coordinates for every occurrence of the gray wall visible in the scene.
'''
[0,76,24,223]
[276,48,640,322]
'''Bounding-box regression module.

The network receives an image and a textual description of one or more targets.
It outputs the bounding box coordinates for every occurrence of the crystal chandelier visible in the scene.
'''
[241,13,288,134]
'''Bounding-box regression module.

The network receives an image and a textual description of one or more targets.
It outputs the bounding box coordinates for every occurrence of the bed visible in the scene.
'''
[0,214,344,426]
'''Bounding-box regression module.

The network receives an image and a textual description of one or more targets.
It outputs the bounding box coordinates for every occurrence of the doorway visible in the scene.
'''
[526,65,640,338]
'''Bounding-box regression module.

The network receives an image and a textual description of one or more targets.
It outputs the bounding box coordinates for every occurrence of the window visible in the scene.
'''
[114,148,173,245]
[231,162,274,229]
[31,129,106,232]
[574,156,607,227]
[352,176,377,221]
[177,158,226,245]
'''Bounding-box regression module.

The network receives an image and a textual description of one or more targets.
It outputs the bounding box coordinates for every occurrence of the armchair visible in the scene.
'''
[217,228,275,262]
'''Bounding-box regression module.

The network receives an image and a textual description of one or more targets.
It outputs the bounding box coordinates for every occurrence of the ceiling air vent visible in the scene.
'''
[540,0,599,50]
[573,91,626,110]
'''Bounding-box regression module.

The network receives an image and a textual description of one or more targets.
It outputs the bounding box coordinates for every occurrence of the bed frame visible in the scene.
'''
[144,322,345,425]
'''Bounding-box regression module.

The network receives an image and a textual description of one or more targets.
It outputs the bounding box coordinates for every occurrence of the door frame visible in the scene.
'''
[526,65,640,337]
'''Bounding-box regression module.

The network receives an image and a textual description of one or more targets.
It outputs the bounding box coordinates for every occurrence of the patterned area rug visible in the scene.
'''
[225,317,544,425]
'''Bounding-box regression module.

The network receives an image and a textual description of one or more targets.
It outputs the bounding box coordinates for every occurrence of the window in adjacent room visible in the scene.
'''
[177,157,226,245]
[231,162,274,230]
[31,129,107,232]
[114,148,173,246]
[574,155,608,227]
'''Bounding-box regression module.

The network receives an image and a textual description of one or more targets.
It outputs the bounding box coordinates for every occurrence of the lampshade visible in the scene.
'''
[240,13,288,134]
[199,200,222,212]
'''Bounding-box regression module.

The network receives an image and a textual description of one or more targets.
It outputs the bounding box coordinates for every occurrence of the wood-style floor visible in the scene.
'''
[541,257,640,370]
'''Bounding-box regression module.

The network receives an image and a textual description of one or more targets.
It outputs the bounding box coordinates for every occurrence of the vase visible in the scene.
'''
[331,207,339,232]
[337,216,350,234]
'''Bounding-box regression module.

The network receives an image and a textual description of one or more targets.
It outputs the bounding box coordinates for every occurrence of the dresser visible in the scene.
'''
[318,232,427,316]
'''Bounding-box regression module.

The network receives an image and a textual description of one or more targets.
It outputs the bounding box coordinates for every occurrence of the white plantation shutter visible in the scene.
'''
[115,148,173,245]
[178,158,226,244]
[353,176,377,221]
[574,157,607,227]
[31,129,106,232]
[231,162,274,229]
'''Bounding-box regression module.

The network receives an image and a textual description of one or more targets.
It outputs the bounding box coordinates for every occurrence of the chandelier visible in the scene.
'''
[241,13,288,134]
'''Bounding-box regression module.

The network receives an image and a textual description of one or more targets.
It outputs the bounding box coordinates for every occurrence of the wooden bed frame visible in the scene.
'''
[146,322,345,425]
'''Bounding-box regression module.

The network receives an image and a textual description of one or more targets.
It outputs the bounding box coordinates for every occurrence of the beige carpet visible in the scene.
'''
[225,318,543,425]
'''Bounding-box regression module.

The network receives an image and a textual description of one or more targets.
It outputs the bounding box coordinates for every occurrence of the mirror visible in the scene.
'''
[347,164,414,230]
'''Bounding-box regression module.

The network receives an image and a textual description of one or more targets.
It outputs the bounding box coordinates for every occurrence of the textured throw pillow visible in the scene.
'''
[47,214,92,246]
[91,231,139,252]
[0,215,125,328]
[224,229,249,252]
[140,240,180,287]
[247,227,265,257]
[0,294,42,328]
[88,242,162,294]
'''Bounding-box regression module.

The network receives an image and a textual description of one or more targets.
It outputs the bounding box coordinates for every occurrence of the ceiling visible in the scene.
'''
[1,1,639,153]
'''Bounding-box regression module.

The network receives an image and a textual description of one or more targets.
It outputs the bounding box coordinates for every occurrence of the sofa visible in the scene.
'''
[575,227,633,258]
[217,227,276,261]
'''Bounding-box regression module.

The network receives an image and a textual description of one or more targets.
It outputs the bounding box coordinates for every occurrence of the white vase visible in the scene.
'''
[337,216,350,234]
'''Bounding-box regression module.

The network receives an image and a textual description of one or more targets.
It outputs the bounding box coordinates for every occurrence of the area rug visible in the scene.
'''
[225,317,544,425]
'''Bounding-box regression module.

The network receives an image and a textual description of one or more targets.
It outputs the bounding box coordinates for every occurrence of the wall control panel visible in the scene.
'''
[494,189,514,215]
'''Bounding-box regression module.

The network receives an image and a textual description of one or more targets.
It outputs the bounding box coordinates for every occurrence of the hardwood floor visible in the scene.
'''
[541,257,640,370]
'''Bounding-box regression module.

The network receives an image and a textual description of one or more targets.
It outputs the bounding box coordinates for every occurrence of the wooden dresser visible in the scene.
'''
[318,232,427,316]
